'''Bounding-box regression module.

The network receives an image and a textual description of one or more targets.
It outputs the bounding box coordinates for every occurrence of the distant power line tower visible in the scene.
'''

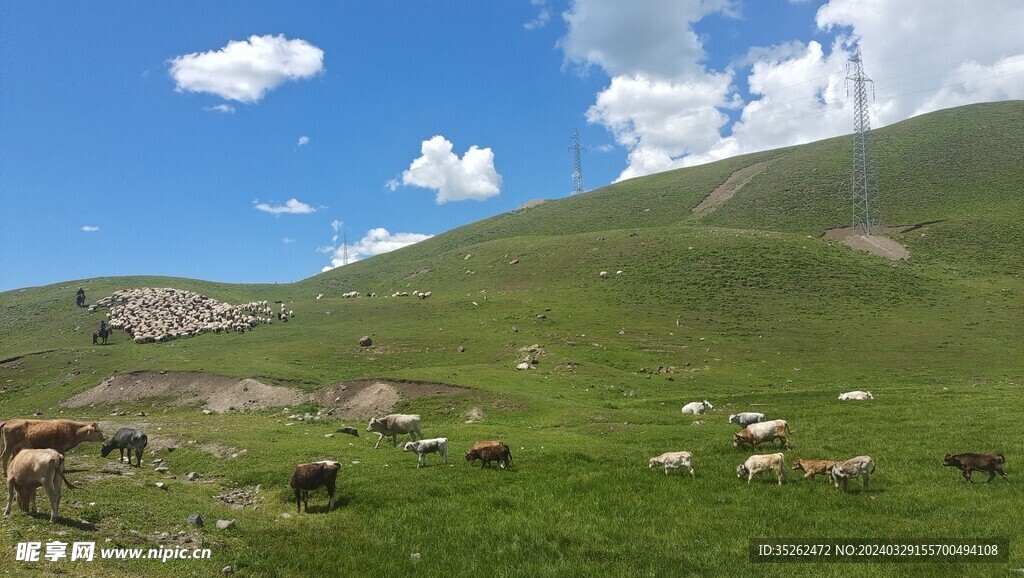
[341,233,349,266]
[569,129,586,195]
[846,43,881,234]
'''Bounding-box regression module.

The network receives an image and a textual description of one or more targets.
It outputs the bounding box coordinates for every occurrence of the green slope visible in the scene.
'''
[0,102,1022,577]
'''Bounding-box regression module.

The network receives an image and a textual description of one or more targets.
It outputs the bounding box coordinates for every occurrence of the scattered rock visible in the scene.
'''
[510,326,519,333]
[411,552,421,563]
[155,466,169,473]
[536,314,546,320]
[222,566,234,574]
[202,409,213,415]
[457,345,465,353]
[280,512,292,519]
[337,426,359,437]
[515,362,531,370]
[692,420,705,426]
[358,335,373,347]
[155,482,166,490]
[216,519,235,530]
[324,433,334,438]
[508,259,519,265]
[465,408,485,423]
[186,513,204,527]
[184,472,200,481]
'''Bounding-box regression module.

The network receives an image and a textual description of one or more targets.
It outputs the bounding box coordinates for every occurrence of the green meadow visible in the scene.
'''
[1,102,1022,577]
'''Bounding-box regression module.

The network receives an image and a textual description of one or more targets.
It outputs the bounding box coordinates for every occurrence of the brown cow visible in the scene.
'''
[290,460,341,513]
[943,453,1007,483]
[5,449,76,522]
[465,441,503,466]
[792,459,839,482]
[733,420,793,451]
[1,419,105,475]
[466,442,512,469]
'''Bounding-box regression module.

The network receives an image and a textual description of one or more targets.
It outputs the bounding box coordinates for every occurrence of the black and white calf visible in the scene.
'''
[100,428,148,468]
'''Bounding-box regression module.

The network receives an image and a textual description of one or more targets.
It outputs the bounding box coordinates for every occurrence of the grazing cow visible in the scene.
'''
[791,459,839,483]
[465,441,503,466]
[367,414,423,449]
[1,419,105,475]
[737,453,786,485]
[838,391,874,400]
[100,428,148,468]
[681,400,713,415]
[404,438,448,468]
[5,449,75,522]
[943,453,1007,483]
[648,451,694,477]
[728,412,765,427]
[466,442,512,469]
[733,420,793,450]
[290,460,341,513]
[831,456,875,492]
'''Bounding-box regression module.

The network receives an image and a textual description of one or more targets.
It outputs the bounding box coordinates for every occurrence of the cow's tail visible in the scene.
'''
[0,421,6,456]
[784,421,795,434]
[57,455,76,490]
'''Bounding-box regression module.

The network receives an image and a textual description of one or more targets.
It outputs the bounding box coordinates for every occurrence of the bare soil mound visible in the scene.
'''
[65,372,469,418]
[64,372,304,412]
[823,225,911,260]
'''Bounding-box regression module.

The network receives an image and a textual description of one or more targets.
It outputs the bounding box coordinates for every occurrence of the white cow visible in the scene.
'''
[728,412,765,427]
[367,414,423,449]
[733,420,793,450]
[404,438,449,468]
[737,453,786,485]
[839,391,874,400]
[681,400,713,415]
[648,451,694,477]
[832,455,875,491]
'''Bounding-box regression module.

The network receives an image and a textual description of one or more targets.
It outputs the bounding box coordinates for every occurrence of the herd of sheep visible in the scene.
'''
[95,288,284,344]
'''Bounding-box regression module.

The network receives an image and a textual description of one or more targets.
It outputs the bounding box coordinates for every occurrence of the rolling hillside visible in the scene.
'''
[0,102,1022,577]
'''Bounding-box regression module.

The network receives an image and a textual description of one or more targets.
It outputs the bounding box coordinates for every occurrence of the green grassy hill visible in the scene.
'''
[1,102,1022,577]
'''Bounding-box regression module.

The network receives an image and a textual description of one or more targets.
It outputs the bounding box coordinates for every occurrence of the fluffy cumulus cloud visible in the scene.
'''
[400,135,502,204]
[168,34,324,103]
[297,135,310,146]
[321,227,433,272]
[525,0,551,30]
[564,0,1024,181]
[253,198,317,215]
[81,225,100,232]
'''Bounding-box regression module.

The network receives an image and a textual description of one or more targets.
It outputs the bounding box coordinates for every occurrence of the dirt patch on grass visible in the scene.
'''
[64,372,305,413]
[693,159,776,215]
[823,225,911,260]
[65,372,469,418]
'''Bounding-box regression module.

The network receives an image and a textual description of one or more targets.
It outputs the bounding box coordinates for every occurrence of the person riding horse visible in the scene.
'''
[93,320,110,345]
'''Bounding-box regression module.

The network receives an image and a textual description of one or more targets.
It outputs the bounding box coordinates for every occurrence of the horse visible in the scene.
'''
[92,327,110,345]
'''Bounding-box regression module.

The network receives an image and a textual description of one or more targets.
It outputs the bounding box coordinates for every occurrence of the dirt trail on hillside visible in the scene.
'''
[693,159,776,215]
[63,372,468,418]
[823,225,912,260]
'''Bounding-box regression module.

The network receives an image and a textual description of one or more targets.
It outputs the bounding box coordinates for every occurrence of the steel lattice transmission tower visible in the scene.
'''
[569,129,587,195]
[846,44,881,234]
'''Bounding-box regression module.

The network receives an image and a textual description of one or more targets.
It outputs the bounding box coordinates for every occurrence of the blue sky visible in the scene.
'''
[2,1,1021,291]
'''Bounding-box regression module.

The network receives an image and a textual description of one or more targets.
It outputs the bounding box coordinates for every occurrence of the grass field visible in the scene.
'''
[1,102,1022,577]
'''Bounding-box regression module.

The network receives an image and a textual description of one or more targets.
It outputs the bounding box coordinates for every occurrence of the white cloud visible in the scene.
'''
[385,178,400,192]
[560,0,736,79]
[253,198,317,215]
[593,143,615,153]
[321,227,433,271]
[401,135,502,203]
[525,0,551,30]
[283,237,296,244]
[81,225,100,232]
[203,104,236,114]
[297,135,310,146]
[168,34,324,103]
